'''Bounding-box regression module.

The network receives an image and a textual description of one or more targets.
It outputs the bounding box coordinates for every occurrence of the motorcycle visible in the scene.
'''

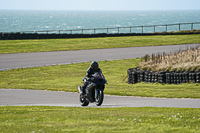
[78,72,107,106]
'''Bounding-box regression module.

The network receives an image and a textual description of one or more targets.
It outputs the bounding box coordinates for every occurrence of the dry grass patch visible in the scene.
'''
[139,45,200,71]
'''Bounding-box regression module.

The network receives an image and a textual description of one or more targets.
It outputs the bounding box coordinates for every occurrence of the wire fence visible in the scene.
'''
[21,22,200,34]
[1,22,200,40]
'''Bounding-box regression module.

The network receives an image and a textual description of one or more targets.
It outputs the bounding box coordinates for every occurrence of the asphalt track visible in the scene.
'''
[1,44,200,108]
[1,89,200,108]
[1,44,200,71]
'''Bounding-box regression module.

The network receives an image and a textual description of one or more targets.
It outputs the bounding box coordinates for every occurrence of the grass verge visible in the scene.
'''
[1,34,200,54]
[0,59,200,98]
[0,106,199,132]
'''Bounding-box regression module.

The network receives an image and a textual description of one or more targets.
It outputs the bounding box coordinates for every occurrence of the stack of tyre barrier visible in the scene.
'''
[127,68,200,84]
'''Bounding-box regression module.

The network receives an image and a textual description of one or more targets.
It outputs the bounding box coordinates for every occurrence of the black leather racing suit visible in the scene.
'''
[81,67,102,93]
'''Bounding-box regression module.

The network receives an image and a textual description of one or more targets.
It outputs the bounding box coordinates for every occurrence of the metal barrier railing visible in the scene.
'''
[18,22,200,34]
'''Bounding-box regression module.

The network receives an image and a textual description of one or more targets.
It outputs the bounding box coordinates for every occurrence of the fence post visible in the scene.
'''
[107,28,108,34]
[191,23,193,30]
[118,27,119,34]
[94,29,96,34]
[82,29,84,34]
[141,26,143,33]
[179,24,181,31]
[154,25,155,33]
[130,27,131,33]
[166,25,167,32]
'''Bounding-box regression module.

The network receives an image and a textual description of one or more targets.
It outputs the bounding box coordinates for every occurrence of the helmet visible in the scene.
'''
[91,61,99,70]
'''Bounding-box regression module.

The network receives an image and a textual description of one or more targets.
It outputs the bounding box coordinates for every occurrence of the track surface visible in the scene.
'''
[1,44,200,108]
[1,44,200,71]
[1,89,200,108]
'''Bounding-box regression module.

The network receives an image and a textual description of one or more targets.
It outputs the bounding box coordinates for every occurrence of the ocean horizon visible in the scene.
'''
[0,10,200,33]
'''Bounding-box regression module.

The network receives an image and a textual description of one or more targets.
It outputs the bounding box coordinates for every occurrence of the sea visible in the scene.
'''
[0,10,200,34]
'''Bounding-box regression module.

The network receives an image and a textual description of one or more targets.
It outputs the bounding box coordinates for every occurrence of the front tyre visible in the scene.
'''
[95,89,104,106]
[80,94,89,106]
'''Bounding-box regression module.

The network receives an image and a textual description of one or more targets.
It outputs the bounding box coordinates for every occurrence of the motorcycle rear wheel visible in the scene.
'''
[80,94,89,106]
[95,89,104,106]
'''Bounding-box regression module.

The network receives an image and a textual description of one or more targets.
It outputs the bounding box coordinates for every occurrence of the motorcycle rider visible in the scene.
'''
[81,61,102,95]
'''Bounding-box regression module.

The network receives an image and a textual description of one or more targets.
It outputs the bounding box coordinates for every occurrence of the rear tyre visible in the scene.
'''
[95,89,104,106]
[80,94,89,106]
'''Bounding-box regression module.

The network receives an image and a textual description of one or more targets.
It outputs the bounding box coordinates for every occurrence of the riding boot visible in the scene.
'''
[81,83,87,95]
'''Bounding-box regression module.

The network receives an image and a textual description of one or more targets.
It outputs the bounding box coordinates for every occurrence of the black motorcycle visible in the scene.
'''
[78,72,107,106]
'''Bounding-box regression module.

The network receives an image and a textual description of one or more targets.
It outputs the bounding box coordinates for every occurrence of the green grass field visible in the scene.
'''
[0,106,199,132]
[1,34,200,132]
[1,59,200,98]
[1,34,200,54]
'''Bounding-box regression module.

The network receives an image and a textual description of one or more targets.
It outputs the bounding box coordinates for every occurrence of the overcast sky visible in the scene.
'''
[1,0,200,10]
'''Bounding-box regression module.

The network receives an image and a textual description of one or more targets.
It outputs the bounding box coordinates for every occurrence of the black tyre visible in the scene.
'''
[95,89,104,106]
[80,94,89,106]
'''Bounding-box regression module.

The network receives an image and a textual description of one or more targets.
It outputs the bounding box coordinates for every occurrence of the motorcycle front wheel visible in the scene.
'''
[80,94,89,106]
[95,89,104,106]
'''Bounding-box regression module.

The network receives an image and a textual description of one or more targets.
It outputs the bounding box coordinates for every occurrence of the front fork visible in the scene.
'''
[95,89,101,99]
[78,86,82,94]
